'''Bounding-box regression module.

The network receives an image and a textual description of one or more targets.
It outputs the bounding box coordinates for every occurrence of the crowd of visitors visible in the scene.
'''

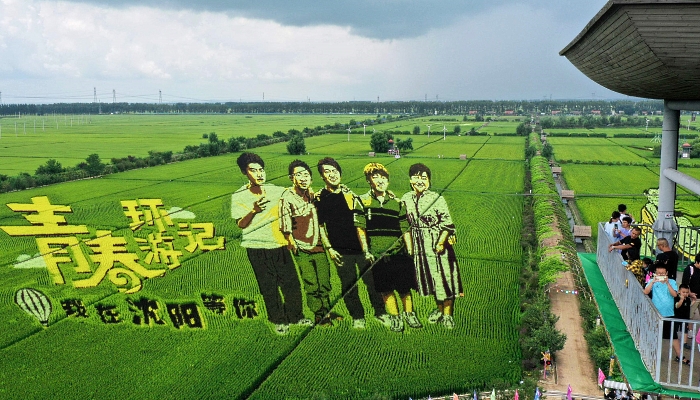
[605,203,700,367]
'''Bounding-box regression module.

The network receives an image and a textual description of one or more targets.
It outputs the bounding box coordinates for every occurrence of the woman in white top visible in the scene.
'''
[604,211,622,241]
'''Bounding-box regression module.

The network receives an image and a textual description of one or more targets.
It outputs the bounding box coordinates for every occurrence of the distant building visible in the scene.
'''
[504,110,514,115]
[682,143,692,158]
[591,110,601,115]
[552,110,561,115]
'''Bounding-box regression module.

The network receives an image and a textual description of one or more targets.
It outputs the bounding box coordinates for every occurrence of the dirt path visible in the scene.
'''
[535,133,602,397]
[541,270,602,397]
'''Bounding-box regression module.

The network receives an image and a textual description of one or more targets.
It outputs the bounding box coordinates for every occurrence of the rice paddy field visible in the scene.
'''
[0,114,380,175]
[0,115,526,399]
[551,135,700,244]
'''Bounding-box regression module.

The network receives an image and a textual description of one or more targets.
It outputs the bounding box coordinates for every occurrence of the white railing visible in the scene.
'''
[597,223,700,390]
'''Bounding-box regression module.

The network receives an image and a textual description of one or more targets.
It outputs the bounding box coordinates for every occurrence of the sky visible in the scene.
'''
[0,0,623,104]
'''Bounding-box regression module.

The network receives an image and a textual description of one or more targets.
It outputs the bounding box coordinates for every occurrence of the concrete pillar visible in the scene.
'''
[652,100,679,247]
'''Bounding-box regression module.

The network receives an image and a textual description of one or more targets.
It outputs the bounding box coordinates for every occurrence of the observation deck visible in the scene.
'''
[591,224,700,394]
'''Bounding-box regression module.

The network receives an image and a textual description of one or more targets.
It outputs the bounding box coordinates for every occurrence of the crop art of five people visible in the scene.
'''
[231,152,462,335]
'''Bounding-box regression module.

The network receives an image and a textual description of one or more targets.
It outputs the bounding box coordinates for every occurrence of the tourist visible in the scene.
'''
[672,284,692,365]
[618,204,635,224]
[681,253,700,318]
[644,265,679,361]
[619,216,633,239]
[608,226,642,261]
[655,238,679,280]
[604,211,623,241]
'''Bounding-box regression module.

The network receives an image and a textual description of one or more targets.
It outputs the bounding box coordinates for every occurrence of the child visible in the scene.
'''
[673,284,692,365]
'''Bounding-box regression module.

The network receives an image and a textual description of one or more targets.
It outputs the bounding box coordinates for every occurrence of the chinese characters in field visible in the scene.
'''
[1,196,225,293]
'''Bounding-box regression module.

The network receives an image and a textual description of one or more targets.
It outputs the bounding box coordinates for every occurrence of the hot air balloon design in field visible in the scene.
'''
[14,288,52,327]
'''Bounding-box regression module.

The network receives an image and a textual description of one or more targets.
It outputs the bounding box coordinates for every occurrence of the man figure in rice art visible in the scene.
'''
[360,162,422,332]
[230,153,310,335]
[401,163,463,329]
[279,160,334,326]
[640,188,699,260]
[315,157,387,329]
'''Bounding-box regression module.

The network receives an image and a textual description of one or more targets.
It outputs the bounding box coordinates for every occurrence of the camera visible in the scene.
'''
[656,275,667,282]
[614,224,618,229]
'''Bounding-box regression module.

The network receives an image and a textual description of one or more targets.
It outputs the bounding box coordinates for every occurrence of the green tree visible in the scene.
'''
[540,117,554,129]
[83,153,105,176]
[396,137,413,152]
[469,127,477,136]
[453,125,461,135]
[413,125,420,135]
[516,122,530,136]
[36,159,64,175]
[541,143,554,159]
[370,131,391,153]
[287,133,306,155]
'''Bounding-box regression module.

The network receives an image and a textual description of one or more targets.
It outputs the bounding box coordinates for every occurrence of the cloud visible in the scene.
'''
[62,0,607,40]
[0,0,618,102]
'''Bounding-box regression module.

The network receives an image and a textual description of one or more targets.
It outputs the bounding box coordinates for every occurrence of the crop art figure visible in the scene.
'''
[315,157,387,330]
[231,153,309,335]
[279,160,334,326]
[360,163,421,332]
[401,163,463,329]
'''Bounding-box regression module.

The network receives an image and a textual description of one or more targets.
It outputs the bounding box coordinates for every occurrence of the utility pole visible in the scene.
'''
[93,87,97,103]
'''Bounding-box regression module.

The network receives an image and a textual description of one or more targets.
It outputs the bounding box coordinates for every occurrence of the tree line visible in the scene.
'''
[0,99,665,117]
[0,127,329,193]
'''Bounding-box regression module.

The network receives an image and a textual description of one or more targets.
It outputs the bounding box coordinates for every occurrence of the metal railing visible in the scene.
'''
[634,223,700,266]
[597,223,700,390]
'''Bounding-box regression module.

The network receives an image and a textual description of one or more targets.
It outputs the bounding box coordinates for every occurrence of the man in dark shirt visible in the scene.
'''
[655,238,679,280]
[608,226,642,261]
[315,157,387,329]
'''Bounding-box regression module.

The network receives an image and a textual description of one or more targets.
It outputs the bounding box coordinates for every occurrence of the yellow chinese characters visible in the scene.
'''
[121,199,174,232]
[1,196,225,293]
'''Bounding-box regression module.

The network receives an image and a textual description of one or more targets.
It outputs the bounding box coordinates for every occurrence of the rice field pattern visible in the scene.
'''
[0,118,525,399]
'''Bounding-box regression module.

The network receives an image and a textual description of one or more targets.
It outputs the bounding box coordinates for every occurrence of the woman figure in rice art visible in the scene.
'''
[400,163,462,329]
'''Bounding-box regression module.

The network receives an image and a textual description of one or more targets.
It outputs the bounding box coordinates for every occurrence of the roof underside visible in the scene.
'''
[560,0,700,100]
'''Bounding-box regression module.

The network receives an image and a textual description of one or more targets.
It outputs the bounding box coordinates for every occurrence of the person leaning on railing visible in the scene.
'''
[608,226,642,261]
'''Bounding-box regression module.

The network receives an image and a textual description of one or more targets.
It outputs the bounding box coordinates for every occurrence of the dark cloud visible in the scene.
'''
[63,0,605,39]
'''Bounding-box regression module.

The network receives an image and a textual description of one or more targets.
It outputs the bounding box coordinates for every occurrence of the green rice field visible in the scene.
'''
[552,137,700,242]
[0,116,526,399]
